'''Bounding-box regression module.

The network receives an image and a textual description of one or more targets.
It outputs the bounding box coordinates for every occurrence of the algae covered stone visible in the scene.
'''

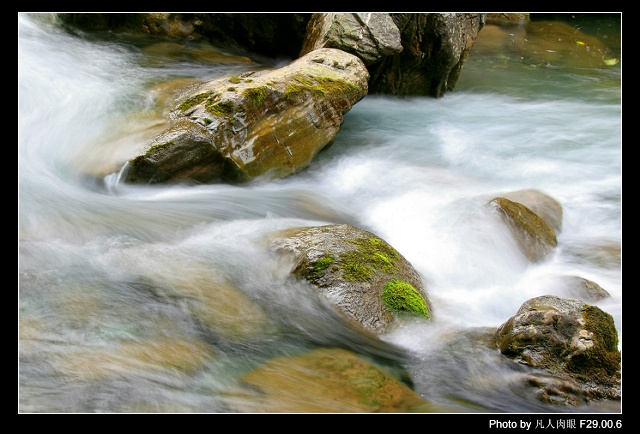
[269,224,432,334]
[382,279,429,319]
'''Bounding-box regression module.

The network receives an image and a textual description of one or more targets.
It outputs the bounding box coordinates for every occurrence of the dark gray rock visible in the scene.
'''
[300,13,403,65]
[367,13,485,97]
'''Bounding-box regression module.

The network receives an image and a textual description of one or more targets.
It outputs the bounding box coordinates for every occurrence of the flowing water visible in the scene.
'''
[18,13,622,413]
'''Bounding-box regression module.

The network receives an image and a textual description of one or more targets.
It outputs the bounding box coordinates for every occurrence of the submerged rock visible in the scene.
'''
[225,347,452,413]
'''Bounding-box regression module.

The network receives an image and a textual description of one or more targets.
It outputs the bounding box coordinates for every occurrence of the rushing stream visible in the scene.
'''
[18,13,622,413]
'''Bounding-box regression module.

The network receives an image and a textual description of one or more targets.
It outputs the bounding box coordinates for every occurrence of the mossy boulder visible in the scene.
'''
[121,47,369,185]
[382,279,429,318]
[269,224,432,335]
[495,295,621,405]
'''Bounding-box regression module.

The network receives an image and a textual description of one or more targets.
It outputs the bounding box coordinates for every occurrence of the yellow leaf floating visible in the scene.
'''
[604,58,620,66]
[576,40,586,46]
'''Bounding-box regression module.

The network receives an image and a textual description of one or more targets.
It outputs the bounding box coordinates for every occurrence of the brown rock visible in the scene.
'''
[225,347,451,413]
[500,189,563,233]
[489,197,558,262]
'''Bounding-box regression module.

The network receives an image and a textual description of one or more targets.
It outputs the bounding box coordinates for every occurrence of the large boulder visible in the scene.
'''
[121,48,368,184]
[269,224,432,335]
[495,295,621,405]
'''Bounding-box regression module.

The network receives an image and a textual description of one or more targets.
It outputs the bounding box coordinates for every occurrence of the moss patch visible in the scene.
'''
[382,279,429,319]
[306,255,335,282]
[285,74,359,102]
[315,255,334,271]
[178,90,213,113]
[145,141,172,157]
[205,99,234,116]
[566,305,621,380]
[340,237,399,282]
[242,85,269,107]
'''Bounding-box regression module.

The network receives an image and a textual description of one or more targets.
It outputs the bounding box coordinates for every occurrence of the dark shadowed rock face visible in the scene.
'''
[367,13,484,97]
[495,295,621,405]
[121,48,369,185]
[193,13,312,59]
[58,13,484,98]
[269,224,432,335]
[57,13,312,59]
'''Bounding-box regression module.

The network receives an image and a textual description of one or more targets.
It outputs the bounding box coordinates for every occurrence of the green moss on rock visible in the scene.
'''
[341,237,398,282]
[315,255,334,271]
[205,99,234,116]
[242,86,269,107]
[178,91,213,113]
[306,255,334,282]
[285,74,359,101]
[382,279,429,319]
[566,305,621,380]
[145,141,172,157]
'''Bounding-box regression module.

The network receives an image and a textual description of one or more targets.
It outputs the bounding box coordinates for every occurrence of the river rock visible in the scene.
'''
[489,196,558,262]
[121,47,368,185]
[557,275,611,301]
[269,224,432,335]
[495,295,621,405]
[223,347,451,413]
[58,13,485,98]
[499,188,563,233]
